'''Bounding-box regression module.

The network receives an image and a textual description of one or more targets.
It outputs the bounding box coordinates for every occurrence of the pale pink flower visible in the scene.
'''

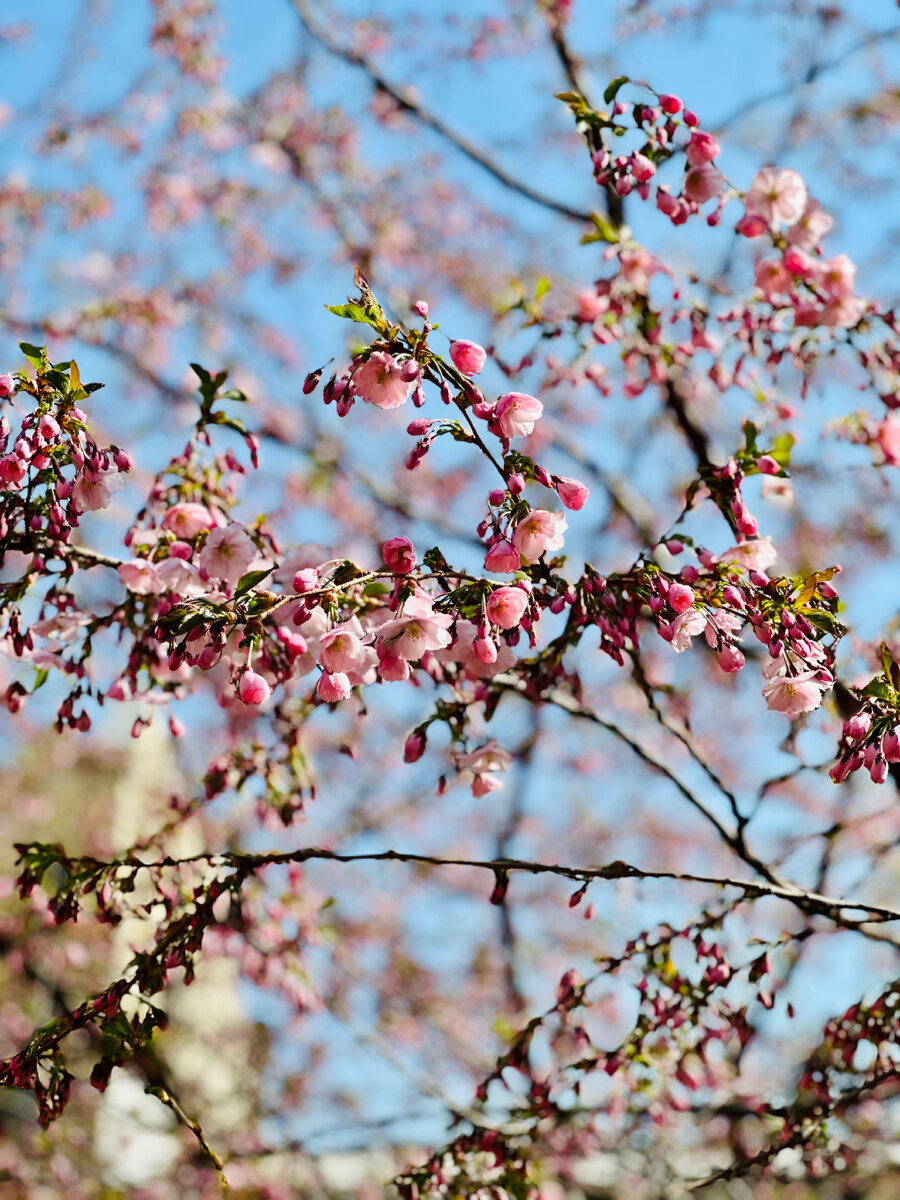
[716,537,777,573]
[494,392,543,439]
[683,164,724,205]
[436,619,515,680]
[320,618,369,674]
[455,740,513,797]
[157,556,205,597]
[663,608,706,652]
[486,586,528,629]
[786,197,833,250]
[484,539,521,573]
[512,509,567,560]
[118,558,163,594]
[821,295,866,329]
[820,254,856,299]
[618,247,660,291]
[762,670,826,717]
[161,502,214,538]
[744,166,807,228]
[238,670,271,705]
[71,468,125,513]
[755,258,792,298]
[352,351,414,410]
[555,476,590,511]
[449,340,487,376]
[199,522,257,587]
[378,594,453,661]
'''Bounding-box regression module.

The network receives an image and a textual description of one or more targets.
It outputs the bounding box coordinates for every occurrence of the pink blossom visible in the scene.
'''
[716,537,777,573]
[512,509,567,560]
[667,583,695,613]
[819,254,856,299]
[162,502,214,538]
[317,671,351,702]
[744,166,807,228]
[449,340,487,376]
[0,455,26,486]
[494,392,543,439]
[0,373,13,397]
[118,558,164,594]
[455,740,513,797]
[157,556,204,596]
[383,535,416,573]
[352,351,414,410]
[320,618,369,673]
[762,670,826,717]
[436,619,515,680]
[662,608,706,652]
[876,417,900,464]
[754,259,792,298]
[198,522,257,587]
[717,643,745,673]
[786,197,833,250]
[821,295,866,329]
[685,130,720,166]
[71,468,125,513]
[238,669,272,705]
[555,476,590,511]
[576,290,604,323]
[484,539,521,573]
[486,586,528,629]
[683,164,724,205]
[378,594,453,660]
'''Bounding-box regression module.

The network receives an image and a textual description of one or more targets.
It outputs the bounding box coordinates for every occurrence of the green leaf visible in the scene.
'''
[603,76,629,105]
[31,668,49,693]
[326,302,370,324]
[19,342,47,370]
[861,678,896,702]
[770,432,795,468]
[234,567,273,597]
[535,277,551,300]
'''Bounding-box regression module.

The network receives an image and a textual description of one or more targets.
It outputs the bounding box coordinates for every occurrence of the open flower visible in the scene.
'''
[744,166,807,228]
[762,670,826,717]
[378,594,453,661]
[494,392,543,439]
[512,509,566,560]
[199,522,257,587]
[352,351,414,410]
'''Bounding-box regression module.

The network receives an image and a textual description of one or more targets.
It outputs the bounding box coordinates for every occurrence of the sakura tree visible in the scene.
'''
[2,2,900,1197]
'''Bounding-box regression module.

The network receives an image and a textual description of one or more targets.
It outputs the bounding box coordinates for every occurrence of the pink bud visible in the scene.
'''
[0,373,14,398]
[413,299,429,318]
[508,473,525,495]
[717,644,745,673]
[484,539,521,573]
[755,455,780,475]
[555,476,590,511]
[317,671,351,702]
[292,567,319,593]
[843,712,872,741]
[668,582,695,613]
[404,732,426,763]
[659,94,683,114]
[238,670,271,705]
[383,535,416,574]
[449,340,487,377]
